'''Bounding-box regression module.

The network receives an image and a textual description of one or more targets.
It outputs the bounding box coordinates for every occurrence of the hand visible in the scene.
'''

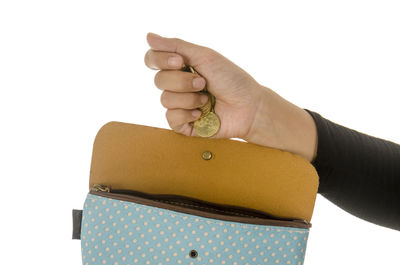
[144,32,317,162]
[144,32,266,139]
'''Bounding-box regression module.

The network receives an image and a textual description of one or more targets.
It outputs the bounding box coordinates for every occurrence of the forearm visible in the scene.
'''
[244,85,400,231]
[304,109,400,231]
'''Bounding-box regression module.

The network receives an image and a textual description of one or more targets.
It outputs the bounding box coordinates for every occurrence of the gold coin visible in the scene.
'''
[181,64,216,112]
[193,112,220,137]
[210,94,216,110]
[181,64,220,137]
[199,94,212,117]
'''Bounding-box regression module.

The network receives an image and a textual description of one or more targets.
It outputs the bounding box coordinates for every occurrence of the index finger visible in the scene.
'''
[144,49,185,70]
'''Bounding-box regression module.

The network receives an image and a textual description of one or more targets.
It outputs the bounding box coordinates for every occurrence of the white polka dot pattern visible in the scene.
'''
[81,194,309,265]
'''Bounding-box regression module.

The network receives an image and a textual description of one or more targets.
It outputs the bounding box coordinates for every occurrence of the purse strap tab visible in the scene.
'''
[72,209,83,240]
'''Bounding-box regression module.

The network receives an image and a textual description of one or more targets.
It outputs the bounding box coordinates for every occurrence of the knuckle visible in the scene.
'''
[144,50,150,66]
[153,71,163,89]
[206,47,218,56]
[165,109,176,128]
[165,109,171,121]
[160,92,169,107]
[207,47,216,54]
[202,47,219,62]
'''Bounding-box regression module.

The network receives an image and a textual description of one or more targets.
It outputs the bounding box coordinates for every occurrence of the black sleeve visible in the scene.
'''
[303,109,400,231]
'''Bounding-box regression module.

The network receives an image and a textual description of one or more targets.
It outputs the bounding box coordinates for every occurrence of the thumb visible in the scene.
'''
[146,32,210,67]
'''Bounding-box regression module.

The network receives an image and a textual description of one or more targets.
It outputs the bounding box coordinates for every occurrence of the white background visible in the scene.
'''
[1,0,399,264]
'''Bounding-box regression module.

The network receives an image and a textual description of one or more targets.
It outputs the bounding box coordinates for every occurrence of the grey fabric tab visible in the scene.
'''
[72,209,83,240]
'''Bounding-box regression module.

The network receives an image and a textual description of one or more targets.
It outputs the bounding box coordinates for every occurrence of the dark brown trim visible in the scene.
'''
[89,190,311,229]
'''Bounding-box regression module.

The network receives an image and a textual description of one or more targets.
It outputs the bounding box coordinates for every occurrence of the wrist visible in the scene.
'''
[242,87,318,163]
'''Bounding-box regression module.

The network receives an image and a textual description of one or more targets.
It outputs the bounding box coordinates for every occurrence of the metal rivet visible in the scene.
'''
[189,249,198,258]
[202,151,212,160]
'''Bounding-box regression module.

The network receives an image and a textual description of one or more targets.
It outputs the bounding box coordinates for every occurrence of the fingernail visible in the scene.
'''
[200,95,208,104]
[168,57,182,67]
[193,77,205,90]
[192,110,202,117]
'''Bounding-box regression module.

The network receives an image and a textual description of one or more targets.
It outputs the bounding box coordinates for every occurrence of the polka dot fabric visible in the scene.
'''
[81,194,309,265]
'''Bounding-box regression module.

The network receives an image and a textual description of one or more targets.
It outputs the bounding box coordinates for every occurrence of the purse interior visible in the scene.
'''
[100,187,310,225]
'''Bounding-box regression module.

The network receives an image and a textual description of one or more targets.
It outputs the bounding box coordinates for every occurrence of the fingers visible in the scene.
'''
[145,32,215,136]
[154,70,206,92]
[160,90,209,110]
[144,49,184,70]
[165,108,202,133]
[146,32,211,66]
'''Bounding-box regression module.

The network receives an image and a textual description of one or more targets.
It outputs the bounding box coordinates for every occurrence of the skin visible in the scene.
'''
[144,32,318,163]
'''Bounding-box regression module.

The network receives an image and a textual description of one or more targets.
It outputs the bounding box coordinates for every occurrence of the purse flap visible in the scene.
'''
[89,121,319,222]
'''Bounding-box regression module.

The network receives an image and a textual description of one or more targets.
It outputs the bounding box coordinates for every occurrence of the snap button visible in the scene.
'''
[202,151,212,160]
[189,249,198,258]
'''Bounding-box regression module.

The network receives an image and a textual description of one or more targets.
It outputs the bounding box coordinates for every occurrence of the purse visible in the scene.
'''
[72,121,319,265]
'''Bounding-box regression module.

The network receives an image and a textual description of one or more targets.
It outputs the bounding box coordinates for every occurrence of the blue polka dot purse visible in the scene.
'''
[72,122,319,265]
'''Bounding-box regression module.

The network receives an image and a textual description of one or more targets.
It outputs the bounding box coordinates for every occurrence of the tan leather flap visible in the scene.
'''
[89,121,319,222]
